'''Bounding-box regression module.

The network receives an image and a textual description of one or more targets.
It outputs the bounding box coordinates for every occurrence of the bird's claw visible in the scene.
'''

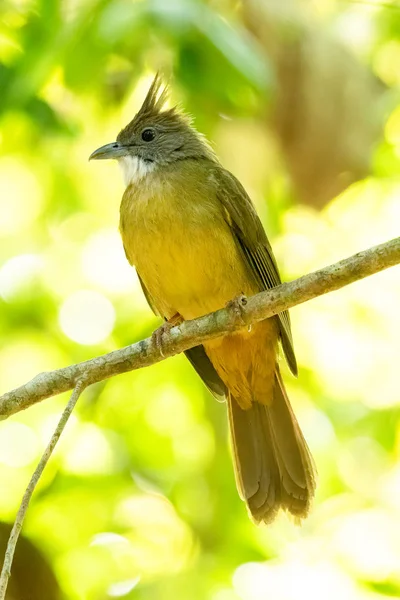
[226,293,248,325]
[151,313,183,357]
[152,323,173,357]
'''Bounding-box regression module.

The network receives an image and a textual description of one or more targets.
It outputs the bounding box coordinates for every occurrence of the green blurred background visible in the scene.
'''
[1,0,400,598]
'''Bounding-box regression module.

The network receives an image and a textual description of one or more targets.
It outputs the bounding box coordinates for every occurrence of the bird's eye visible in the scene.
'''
[141,128,155,142]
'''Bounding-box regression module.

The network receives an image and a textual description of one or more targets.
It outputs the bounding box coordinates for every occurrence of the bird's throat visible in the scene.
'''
[118,155,156,187]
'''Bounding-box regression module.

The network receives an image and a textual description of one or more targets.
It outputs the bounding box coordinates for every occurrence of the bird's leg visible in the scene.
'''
[152,312,184,357]
[225,293,248,326]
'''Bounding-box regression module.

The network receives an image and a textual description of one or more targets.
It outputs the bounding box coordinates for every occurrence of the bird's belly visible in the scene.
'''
[122,199,256,320]
[142,226,254,319]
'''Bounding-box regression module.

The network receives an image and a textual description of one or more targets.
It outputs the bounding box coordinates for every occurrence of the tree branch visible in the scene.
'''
[0,378,88,600]
[0,236,399,421]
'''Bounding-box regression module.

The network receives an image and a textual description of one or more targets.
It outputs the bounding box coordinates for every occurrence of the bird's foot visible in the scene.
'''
[152,313,183,357]
[225,294,248,326]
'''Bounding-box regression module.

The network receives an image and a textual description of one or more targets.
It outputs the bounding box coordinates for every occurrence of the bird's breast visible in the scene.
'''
[120,177,256,320]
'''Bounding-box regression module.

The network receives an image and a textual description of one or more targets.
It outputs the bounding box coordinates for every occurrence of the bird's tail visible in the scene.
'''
[227,369,316,523]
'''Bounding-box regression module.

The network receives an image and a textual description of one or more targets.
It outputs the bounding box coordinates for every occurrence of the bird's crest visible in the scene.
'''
[137,73,170,118]
[117,73,215,162]
[118,73,190,143]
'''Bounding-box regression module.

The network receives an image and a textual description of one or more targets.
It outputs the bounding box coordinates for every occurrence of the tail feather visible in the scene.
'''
[227,370,316,524]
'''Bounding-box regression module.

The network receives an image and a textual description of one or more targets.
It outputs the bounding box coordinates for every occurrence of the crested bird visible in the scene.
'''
[90,75,316,524]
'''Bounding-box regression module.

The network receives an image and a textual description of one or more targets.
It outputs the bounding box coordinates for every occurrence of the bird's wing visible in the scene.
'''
[137,271,160,316]
[184,345,227,402]
[212,167,297,376]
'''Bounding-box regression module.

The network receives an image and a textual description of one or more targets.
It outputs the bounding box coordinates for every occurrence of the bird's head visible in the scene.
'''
[89,74,215,186]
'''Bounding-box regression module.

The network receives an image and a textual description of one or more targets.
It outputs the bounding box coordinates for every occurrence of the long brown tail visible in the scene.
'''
[227,369,316,524]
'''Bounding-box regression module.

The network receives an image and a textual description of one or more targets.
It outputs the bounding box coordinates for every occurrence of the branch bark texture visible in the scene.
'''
[0,236,398,421]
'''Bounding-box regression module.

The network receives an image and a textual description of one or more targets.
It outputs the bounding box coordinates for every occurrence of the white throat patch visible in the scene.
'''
[118,156,156,187]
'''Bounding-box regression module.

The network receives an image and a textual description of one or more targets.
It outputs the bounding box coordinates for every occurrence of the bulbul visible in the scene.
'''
[90,75,316,524]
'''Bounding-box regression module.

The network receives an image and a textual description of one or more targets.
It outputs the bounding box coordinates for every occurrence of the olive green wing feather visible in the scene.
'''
[184,345,227,402]
[213,167,297,376]
[136,271,160,316]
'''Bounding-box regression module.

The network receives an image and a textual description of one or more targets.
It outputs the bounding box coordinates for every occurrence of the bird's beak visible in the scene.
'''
[89,142,128,161]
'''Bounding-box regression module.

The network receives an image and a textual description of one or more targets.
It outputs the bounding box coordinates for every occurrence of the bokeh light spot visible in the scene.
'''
[333,509,400,581]
[107,577,140,597]
[62,423,117,475]
[0,254,43,301]
[0,421,39,468]
[82,229,135,294]
[59,290,115,344]
[233,559,359,600]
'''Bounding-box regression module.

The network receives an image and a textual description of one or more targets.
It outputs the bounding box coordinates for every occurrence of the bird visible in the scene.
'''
[90,74,316,524]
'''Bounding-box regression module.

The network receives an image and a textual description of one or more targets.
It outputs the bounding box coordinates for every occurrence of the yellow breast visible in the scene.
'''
[119,164,256,320]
